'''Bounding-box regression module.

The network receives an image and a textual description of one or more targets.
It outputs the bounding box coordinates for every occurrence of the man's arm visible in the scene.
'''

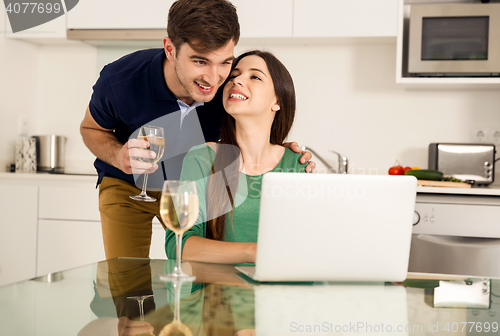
[283,141,316,173]
[80,106,157,174]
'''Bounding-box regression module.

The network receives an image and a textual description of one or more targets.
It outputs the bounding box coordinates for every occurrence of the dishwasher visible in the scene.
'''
[409,191,500,278]
[409,190,500,335]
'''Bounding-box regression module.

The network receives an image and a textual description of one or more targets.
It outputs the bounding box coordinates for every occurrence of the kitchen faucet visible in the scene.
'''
[302,146,348,174]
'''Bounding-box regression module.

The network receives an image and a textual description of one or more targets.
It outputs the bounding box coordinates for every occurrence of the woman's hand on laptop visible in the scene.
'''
[283,141,316,173]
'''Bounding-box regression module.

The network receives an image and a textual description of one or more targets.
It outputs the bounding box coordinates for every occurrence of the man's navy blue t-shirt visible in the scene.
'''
[89,48,224,189]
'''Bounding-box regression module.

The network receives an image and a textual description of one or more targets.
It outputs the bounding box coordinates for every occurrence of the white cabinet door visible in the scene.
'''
[39,185,100,221]
[0,185,37,286]
[67,0,292,38]
[294,0,398,38]
[67,0,174,29]
[37,220,105,276]
[5,13,66,39]
[230,0,293,38]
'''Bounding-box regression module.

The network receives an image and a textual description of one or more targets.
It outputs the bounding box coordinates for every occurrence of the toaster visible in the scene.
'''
[428,143,496,185]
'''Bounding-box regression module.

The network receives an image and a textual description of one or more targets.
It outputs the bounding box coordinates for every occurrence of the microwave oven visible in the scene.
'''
[408,3,500,77]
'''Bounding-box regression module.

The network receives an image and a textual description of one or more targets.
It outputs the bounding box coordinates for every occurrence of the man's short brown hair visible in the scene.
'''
[167,0,240,53]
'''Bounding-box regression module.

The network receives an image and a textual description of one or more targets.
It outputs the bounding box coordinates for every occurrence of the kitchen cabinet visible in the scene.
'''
[293,0,398,38]
[4,12,66,41]
[0,184,37,287]
[231,0,292,38]
[37,219,104,276]
[67,0,292,38]
[0,173,167,286]
[67,0,174,29]
[36,182,104,276]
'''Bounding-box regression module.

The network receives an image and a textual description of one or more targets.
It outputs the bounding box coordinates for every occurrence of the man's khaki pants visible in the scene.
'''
[99,176,166,259]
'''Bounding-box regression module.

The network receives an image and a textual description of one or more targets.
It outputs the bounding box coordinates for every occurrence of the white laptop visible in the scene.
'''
[236,173,417,282]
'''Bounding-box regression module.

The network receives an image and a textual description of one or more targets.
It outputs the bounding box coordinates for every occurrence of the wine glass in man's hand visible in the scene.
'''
[130,125,165,202]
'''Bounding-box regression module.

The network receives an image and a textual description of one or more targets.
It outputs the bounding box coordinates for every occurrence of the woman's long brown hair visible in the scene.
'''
[205,50,296,240]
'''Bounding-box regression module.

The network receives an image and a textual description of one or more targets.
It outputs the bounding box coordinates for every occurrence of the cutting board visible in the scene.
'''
[417,180,471,188]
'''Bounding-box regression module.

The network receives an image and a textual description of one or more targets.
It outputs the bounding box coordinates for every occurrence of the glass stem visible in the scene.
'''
[140,174,149,196]
[173,281,181,321]
[175,233,183,274]
[138,298,145,321]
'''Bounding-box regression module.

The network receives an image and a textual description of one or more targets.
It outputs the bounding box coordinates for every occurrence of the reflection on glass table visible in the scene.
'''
[158,278,193,336]
[1,258,499,336]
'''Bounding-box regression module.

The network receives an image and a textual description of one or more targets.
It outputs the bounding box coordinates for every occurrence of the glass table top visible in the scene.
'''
[0,258,499,336]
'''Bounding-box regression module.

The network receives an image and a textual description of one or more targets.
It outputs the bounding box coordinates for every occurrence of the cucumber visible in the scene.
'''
[404,169,443,181]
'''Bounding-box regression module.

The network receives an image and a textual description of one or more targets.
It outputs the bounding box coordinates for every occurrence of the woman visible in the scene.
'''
[165,50,307,264]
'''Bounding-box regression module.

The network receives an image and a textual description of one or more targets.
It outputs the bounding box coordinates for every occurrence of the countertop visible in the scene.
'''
[3,172,500,196]
[416,184,500,196]
[0,171,98,183]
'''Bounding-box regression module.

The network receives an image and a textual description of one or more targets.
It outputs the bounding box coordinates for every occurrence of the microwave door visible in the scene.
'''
[408,3,500,76]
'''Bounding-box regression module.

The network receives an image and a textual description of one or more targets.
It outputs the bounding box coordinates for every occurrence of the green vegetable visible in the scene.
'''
[442,176,463,183]
[404,169,443,181]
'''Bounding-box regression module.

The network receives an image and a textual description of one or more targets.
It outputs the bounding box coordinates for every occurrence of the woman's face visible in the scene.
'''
[222,55,280,118]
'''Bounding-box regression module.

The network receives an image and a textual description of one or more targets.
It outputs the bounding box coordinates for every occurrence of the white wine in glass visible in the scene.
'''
[130,125,165,202]
[137,135,165,164]
[160,180,199,281]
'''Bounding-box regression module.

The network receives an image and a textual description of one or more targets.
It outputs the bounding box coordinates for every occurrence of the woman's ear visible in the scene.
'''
[271,103,280,112]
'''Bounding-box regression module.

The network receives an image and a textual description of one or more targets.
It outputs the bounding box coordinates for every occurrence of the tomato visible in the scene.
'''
[388,166,403,175]
[403,166,412,174]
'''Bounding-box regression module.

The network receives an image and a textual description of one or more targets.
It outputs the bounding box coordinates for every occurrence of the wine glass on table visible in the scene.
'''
[130,125,165,202]
[160,180,199,282]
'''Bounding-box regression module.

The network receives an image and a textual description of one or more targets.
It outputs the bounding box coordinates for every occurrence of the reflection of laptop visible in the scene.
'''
[236,173,417,282]
[254,284,408,336]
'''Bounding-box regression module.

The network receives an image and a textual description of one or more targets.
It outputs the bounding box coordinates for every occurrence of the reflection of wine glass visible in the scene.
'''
[159,279,193,336]
[130,125,165,202]
[160,181,198,281]
[127,294,155,336]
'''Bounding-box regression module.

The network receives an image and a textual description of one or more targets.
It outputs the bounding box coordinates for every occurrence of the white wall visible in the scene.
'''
[1,36,500,176]
[35,44,97,173]
[0,10,39,171]
[262,43,500,174]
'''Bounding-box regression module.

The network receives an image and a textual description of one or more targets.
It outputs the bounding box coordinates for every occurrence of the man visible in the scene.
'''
[80,0,314,260]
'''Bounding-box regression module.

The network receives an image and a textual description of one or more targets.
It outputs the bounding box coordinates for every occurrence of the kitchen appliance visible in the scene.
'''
[409,192,500,278]
[429,143,496,185]
[34,135,67,173]
[408,2,500,77]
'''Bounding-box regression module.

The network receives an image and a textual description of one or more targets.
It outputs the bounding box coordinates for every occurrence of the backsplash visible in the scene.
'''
[2,35,500,175]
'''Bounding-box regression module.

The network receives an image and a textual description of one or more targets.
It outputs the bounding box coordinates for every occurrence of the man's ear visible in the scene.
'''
[163,37,176,61]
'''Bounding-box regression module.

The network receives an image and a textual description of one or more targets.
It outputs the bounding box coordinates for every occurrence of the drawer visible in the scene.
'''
[39,186,100,221]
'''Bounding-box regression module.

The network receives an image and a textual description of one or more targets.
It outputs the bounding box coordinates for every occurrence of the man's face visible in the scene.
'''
[170,40,235,104]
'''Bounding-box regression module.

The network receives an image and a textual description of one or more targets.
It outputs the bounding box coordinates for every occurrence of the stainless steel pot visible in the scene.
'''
[34,135,67,173]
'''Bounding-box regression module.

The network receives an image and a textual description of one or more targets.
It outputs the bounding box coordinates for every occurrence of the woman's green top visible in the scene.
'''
[165,144,307,259]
